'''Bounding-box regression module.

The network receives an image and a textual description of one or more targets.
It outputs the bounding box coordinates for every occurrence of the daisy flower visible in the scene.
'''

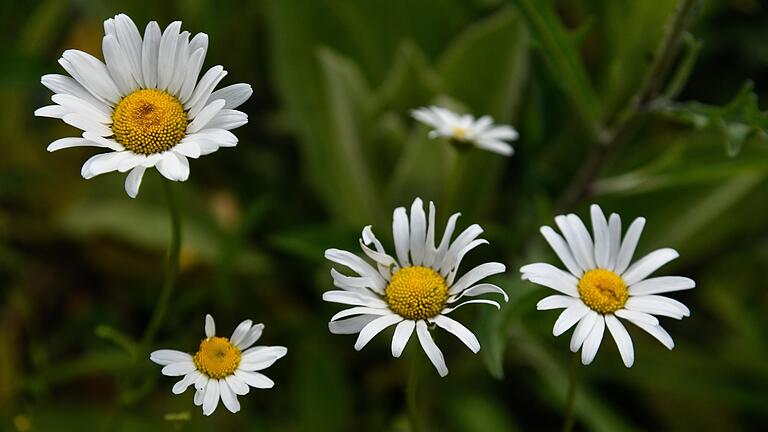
[150,314,287,416]
[323,197,507,377]
[35,14,251,198]
[521,205,695,367]
[411,106,518,156]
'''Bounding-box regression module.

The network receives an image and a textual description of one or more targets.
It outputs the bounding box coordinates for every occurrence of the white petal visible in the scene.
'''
[124,166,146,198]
[179,48,206,103]
[202,379,220,416]
[325,248,386,292]
[539,226,584,277]
[59,50,121,104]
[629,276,696,296]
[474,139,514,156]
[173,141,202,159]
[536,294,577,311]
[156,152,190,182]
[570,310,598,352]
[157,21,181,91]
[46,137,114,152]
[562,214,596,270]
[449,283,508,303]
[553,302,590,336]
[34,105,70,119]
[161,361,196,376]
[81,151,132,179]
[102,35,137,95]
[225,375,249,396]
[614,217,646,274]
[208,83,252,109]
[238,325,265,350]
[448,262,505,295]
[354,314,403,350]
[141,21,161,88]
[391,320,415,358]
[63,113,112,136]
[591,205,610,268]
[520,263,579,297]
[205,314,216,338]
[204,109,248,130]
[186,66,227,118]
[51,93,111,123]
[439,224,483,275]
[392,206,410,266]
[322,290,387,308]
[433,315,480,353]
[168,31,190,95]
[605,314,634,367]
[622,249,680,285]
[607,213,622,270]
[114,14,145,87]
[416,320,448,377]
[433,212,461,267]
[230,319,253,347]
[614,309,659,326]
[409,198,427,265]
[581,315,605,365]
[150,349,192,365]
[188,99,225,132]
[625,295,690,319]
[441,299,500,314]
[235,370,275,389]
[40,74,109,112]
[193,388,205,406]
[172,371,200,394]
[330,306,392,321]
[219,379,240,413]
[625,320,674,350]
[240,346,287,371]
[328,315,379,334]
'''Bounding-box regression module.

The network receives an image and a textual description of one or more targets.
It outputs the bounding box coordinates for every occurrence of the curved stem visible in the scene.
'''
[141,180,182,347]
[406,350,423,432]
[562,353,579,432]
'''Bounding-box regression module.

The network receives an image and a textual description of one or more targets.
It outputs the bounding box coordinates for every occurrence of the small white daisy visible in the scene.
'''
[150,314,287,416]
[521,205,695,367]
[411,106,518,156]
[35,14,252,198]
[323,197,507,377]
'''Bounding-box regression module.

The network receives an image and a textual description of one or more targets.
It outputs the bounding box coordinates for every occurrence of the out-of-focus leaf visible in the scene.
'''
[374,41,442,113]
[269,225,354,263]
[513,0,601,131]
[658,81,768,156]
[447,393,519,431]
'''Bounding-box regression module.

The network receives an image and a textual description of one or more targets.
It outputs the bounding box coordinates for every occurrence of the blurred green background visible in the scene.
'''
[2,0,768,430]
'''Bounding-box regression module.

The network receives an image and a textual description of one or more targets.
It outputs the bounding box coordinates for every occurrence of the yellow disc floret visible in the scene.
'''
[112,89,187,155]
[577,269,628,314]
[385,266,449,320]
[193,336,241,379]
[451,127,468,141]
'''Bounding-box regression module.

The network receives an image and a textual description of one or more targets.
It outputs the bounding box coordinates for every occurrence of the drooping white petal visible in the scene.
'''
[553,301,590,336]
[81,151,133,179]
[328,315,380,335]
[172,371,201,395]
[415,320,448,377]
[625,320,674,350]
[218,378,241,413]
[433,315,480,353]
[605,314,634,367]
[124,166,146,198]
[391,320,415,358]
[570,310,598,352]
[235,370,274,389]
[150,349,192,365]
[581,315,605,365]
[354,314,403,350]
[202,379,220,416]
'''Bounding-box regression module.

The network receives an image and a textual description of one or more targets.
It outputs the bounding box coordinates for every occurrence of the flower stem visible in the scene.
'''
[141,180,182,347]
[562,353,579,432]
[406,349,423,432]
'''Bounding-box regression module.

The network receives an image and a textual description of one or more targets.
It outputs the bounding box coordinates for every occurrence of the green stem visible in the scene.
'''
[562,354,579,432]
[406,350,423,432]
[141,180,182,347]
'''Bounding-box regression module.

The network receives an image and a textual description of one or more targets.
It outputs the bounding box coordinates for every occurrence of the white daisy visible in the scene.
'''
[521,205,695,367]
[35,14,252,198]
[411,106,518,156]
[150,314,287,416]
[323,197,507,377]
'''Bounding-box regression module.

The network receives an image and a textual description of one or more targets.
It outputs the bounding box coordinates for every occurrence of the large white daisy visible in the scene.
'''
[35,14,252,198]
[521,205,695,367]
[323,197,508,377]
[411,106,518,156]
[150,314,287,416]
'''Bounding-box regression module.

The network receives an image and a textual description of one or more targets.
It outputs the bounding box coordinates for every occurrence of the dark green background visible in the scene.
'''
[2,0,767,430]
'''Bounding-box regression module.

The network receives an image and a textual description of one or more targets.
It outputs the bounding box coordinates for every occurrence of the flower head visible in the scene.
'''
[323,198,507,377]
[150,314,287,415]
[521,205,695,367]
[411,106,518,156]
[36,14,252,197]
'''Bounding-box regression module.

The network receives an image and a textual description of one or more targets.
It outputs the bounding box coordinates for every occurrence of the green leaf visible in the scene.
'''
[513,0,602,131]
[658,81,768,156]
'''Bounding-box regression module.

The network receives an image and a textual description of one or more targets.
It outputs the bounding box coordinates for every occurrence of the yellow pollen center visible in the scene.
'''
[452,127,468,141]
[112,89,187,155]
[577,269,628,314]
[385,266,448,320]
[193,336,241,379]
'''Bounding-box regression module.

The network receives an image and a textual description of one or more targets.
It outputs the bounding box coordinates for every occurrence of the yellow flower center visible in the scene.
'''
[451,127,468,141]
[193,336,241,379]
[112,89,187,155]
[577,269,628,314]
[385,266,448,320]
